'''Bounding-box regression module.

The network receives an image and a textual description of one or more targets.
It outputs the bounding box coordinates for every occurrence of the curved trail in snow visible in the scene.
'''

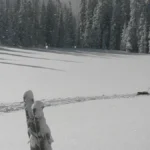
[0,93,149,113]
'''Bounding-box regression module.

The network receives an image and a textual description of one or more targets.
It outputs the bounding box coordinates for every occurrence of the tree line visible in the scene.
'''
[0,0,76,48]
[0,0,150,53]
[79,0,150,53]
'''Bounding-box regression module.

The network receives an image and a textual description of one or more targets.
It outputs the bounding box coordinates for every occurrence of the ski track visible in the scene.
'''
[0,93,149,113]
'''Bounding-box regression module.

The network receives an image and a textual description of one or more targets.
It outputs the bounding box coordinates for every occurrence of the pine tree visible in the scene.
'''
[31,0,40,47]
[40,0,47,46]
[110,0,122,50]
[62,4,69,47]
[145,0,150,53]
[11,0,21,46]
[45,0,56,47]
[137,1,149,54]
[101,0,113,49]
[91,0,102,48]
[75,22,81,47]
[120,0,130,50]
[148,27,150,52]
[79,0,87,47]
[51,0,60,47]
[121,0,130,26]
[138,12,146,53]
[16,0,33,47]
[84,0,98,47]
[125,0,141,52]
[68,2,76,47]
[24,0,34,47]
[5,0,14,46]
[63,2,75,47]
[57,9,65,47]
[0,0,5,44]
[120,24,128,51]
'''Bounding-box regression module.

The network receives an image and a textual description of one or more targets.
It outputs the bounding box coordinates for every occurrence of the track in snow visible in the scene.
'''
[0,93,149,113]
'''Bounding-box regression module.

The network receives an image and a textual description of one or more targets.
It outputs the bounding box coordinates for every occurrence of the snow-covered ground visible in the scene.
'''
[0,97,150,150]
[0,46,150,103]
[0,46,150,150]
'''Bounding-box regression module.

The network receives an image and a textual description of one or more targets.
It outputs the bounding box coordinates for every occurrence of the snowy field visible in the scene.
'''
[0,46,150,103]
[0,46,150,150]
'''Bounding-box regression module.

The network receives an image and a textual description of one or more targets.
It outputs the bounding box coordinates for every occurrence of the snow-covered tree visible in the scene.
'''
[120,0,130,50]
[110,0,122,50]
[91,0,102,48]
[138,12,147,53]
[51,0,61,47]
[90,0,112,49]
[125,0,141,52]
[0,0,5,44]
[40,1,47,46]
[79,0,87,47]
[148,28,150,52]
[84,0,98,47]
[63,2,75,47]
[57,9,65,47]
[120,24,128,51]
[145,0,150,53]
[31,0,40,47]
[45,0,56,47]
[101,0,113,49]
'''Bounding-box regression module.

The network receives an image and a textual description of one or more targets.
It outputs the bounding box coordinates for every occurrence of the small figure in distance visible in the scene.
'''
[45,43,48,50]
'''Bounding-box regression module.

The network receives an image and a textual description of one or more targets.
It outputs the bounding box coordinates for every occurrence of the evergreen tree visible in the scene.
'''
[68,2,76,47]
[148,27,150,52]
[63,2,75,47]
[91,0,102,48]
[110,0,122,50]
[45,0,55,47]
[57,9,65,47]
[120,0,130,50]
[137,0,148,53]
[31,0,40,47]
[24,0,34,47]
[0,0,150,53]
[101,0,113,49]
[40,0,47,46]
[51,0,60,47]
[120,24,128,51]
[125,0,141,52]
[144,0,150,53]
[5,0,14,46]
[121,0,130,26]
[84,0,98,47]
[12,0,21,46]
[75,21,81,47]
[79,0,87,47]
[138,12,147,53]
[0,0,5,44]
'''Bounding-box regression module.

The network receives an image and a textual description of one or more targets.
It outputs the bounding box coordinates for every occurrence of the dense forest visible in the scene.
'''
[79,0,150,53]
[0,0,150,53]
[0,0,76,48]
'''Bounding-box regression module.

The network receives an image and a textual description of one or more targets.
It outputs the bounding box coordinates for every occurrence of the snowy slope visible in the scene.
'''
[0,47,150,150]
[0,46,150,103]
[0,96,150,150]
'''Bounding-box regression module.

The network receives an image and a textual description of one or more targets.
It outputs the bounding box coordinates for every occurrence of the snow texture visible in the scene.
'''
[0,46,150,150]
[0,97,150,150]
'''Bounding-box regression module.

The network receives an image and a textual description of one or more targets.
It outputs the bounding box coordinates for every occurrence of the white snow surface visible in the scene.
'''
[0,97,150,150]
[0,46,150,150]
[0,46,150,103]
